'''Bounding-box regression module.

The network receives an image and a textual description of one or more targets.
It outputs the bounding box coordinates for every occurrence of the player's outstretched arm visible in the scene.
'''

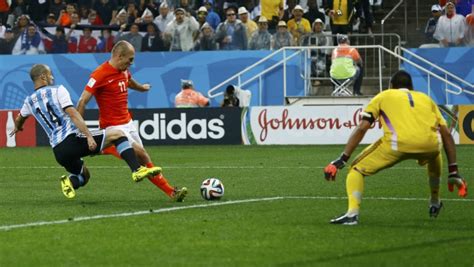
[324,120,371,181]
[9,114,28,137]
[65,107,97,151]
[77,90,93,117]
[129,78,151,92]
[439,124,468,197]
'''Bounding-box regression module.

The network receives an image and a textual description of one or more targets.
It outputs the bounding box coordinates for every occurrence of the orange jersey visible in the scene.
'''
[85,61,132,128]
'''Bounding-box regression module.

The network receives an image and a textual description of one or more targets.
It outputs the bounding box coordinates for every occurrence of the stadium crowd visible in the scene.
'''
[0,1,471,54]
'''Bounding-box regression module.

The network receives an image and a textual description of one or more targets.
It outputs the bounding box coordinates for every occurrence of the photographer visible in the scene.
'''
[325,0,354,44]
[221,85,251,107]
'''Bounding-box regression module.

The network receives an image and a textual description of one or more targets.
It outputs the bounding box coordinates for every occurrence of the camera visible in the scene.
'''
[336,9,343,16]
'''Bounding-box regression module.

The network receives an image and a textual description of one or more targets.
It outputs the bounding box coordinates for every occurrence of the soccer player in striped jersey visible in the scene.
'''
[9,64,162,199]
[323,70,468,225]
[77,40,188,202]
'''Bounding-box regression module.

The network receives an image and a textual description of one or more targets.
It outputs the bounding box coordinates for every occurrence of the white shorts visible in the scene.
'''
[105,120,143,147]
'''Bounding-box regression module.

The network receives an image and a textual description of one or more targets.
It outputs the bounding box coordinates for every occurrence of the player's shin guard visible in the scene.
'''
[113,137,141,171]
[146,162,175,196]
[346,169,364,215]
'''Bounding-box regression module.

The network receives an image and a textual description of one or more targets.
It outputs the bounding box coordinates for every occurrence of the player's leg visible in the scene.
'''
[331,140,404,224]
[130,135,187,201]
[418,152,443,217]
[102,128,162,182]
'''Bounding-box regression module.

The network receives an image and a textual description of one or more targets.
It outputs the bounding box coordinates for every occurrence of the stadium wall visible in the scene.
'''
[0,51,304,110]
[403,47,474,105]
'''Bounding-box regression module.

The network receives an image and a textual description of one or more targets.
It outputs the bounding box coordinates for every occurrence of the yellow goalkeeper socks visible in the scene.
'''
[346,169,364,215]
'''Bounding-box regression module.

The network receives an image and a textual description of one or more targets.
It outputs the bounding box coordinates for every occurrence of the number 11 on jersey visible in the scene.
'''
[118,81,127,92]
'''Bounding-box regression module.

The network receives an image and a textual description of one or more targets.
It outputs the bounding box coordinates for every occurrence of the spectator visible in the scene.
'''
[238,6,257,40]
[49,0,66,19]
[85,10,104,25]
[272,20,293,50]
[301,18,331,81]
[249,16,272,50]
[57,3,77,27]
[76,26,97,53]
[94,0,118,25]
[115,23,143,52]
[465,5,474,46]
[434,1,466,47]
[303,0,326,26]
[281,0,297,22]
[355,0,374,34]
[42,26,68,54]
[12,14,29,38]
[142,22,165,51]
[12,24,45,55]
[221,84,252,107]
[126,2,139,23]
[203,0,221,30]
[27,0,50,23]
[164,8,199,51]
[196,6,209,29]
[139,0,160,18]
[0,0,9,26]
[215,6,248,50]
[287,5,311,45]
[9,0,27,27]
[194,22,218,50]
[260,0,284,31]
[425,4,443,44]
[455,0,472,16]
[178,0,196,18]
[0,28,15,54]
[175,79,210,108]
[330,34,363,95]
[154,2,174,33]
[96,28,115,52]
[110,8,129,26]
[325,0,354,41]
[46,13,57,25]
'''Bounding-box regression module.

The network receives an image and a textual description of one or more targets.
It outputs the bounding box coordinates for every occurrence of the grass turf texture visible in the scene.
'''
[0,145,473,266]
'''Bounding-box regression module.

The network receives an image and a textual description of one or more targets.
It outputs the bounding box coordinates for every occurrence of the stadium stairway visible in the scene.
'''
[305,0,434,98]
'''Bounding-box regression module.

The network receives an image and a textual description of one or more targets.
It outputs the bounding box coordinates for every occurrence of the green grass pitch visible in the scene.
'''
[0,145,473,266]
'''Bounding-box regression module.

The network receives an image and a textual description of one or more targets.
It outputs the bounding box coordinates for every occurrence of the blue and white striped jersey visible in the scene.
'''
[20,85,78,147]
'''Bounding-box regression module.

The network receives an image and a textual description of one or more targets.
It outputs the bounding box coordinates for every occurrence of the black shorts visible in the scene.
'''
[52,130,105,175]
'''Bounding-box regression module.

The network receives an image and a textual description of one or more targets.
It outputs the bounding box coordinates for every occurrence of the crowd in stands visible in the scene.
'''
[0,0,385,55]
[425,0,474,47]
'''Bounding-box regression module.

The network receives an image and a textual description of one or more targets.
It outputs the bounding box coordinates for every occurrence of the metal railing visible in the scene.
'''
[207,45,470,105]
[381,0,407,43]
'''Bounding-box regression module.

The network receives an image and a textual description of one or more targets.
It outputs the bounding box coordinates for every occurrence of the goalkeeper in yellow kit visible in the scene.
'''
[324,70,468,225]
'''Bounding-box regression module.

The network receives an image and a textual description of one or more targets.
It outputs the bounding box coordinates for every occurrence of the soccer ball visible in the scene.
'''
[200,178,224,200]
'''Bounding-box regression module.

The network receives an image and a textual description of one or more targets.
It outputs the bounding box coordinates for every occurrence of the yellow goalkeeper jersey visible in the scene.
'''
[364,89,446,153]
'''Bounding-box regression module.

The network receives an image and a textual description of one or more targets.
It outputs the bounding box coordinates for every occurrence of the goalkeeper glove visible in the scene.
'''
[324,153,350,181]
[447,164,468,198]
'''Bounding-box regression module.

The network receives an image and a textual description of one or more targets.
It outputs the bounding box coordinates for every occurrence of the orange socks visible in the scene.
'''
[146,162,174,196]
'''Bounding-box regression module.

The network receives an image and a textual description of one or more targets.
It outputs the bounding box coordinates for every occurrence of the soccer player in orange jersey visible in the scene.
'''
[77,40,187,202]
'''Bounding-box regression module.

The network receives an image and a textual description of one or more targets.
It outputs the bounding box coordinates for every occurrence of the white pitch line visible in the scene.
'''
[0,196,472,232]
[0,166,472,170]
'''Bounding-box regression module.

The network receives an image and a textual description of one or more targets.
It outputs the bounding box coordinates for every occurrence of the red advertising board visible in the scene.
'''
[0,110,36,147]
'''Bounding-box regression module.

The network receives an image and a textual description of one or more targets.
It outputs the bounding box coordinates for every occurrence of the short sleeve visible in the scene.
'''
[363,92,383,120]
[19,98,32,117]
[57,85,74,109]
[432,100,447,127]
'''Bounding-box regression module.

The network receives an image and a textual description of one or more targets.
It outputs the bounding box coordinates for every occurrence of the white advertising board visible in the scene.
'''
[243,106,383,145]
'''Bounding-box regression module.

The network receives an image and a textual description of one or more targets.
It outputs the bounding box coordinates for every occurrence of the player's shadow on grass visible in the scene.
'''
[278,235,474,265]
